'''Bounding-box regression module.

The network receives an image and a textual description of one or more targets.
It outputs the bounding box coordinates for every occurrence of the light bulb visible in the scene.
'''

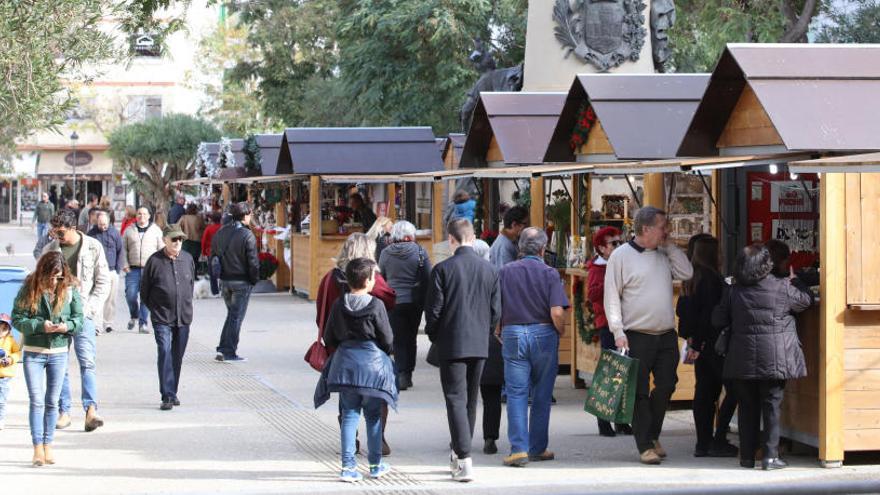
[769,164,778,174]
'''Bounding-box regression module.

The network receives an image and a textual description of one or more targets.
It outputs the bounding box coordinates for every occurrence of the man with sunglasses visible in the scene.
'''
[41,209,110,432]
[141,225,195,410]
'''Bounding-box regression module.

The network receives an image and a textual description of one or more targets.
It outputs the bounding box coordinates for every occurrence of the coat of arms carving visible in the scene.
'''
[553,0,648,72]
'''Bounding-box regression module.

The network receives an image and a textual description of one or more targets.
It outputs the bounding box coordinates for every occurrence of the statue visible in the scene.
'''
[650,0,676,72]
[459,38,524,133]
[553,0,648,72]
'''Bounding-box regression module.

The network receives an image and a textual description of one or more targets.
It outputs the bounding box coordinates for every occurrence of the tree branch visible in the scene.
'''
[781,0,818,43]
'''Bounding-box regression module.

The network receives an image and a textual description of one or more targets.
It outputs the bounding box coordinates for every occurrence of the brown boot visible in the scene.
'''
[32,445,45,467]
[43,444,55,465]
[85,405,104,432]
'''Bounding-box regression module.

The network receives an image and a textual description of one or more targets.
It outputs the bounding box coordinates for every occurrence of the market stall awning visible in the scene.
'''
[461,92,567,166]
[545,74,710,163]
[227,173,307,184]
[319,174,435,184]
[281,127,444,175]
[402,169,477,182]
[790,152,880,173]
[36,150,114,179]
[171,177,218,186]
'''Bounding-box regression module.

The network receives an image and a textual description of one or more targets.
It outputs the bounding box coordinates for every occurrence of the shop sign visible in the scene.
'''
[769,181,814,213]
[64,151,93,167]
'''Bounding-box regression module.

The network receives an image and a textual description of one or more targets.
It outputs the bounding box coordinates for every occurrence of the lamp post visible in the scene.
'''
[70,131,79,202]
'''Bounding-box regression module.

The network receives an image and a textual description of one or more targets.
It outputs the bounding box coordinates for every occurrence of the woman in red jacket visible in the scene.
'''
[586,226,632,437]
[315,233,396,455]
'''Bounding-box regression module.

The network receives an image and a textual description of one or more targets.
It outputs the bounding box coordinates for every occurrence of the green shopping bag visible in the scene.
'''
[584,349,639,424]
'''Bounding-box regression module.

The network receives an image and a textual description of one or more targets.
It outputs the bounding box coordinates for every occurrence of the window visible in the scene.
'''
[125,96,162,122]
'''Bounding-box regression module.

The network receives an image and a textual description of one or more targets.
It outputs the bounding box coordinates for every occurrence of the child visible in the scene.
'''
[0,314,22,430]
[451,190,476,224]
[314,258,397,482]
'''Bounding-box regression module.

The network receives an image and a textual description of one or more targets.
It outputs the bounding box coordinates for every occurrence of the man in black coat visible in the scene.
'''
[141,224,195,410]
[425,219,501,482]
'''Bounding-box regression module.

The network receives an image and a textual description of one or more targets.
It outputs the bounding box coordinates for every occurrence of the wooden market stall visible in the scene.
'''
[274,127,444,300]
[675,43,880,465]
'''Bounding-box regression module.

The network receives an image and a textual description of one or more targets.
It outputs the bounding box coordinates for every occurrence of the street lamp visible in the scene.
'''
[70,131,79,202]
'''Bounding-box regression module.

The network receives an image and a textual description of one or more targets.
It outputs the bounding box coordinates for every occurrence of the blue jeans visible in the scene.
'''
[339,390,383,468]
[0,377,11,422]
[23,351,68,445]
[217,280,253,358]
[36,222,49,241]
[60,318,98,414]
[502,323,559,456]
[154,323,190,401]
[125,268,149,325]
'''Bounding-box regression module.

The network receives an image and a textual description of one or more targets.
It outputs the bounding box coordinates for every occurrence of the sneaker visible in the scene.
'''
[449,451,459,472]
[172,397,181,406]
[127,318,137,330]
[483,439,498,455]
[225,355,248,362]
[160,400,173,411]
[369,462,391,479]
[56,413,71,430]
[653,440,667,458]
[452,457,473,482]
[528,450,555,462]
[138,324,150,334]
[339,467,363,482]
[640,449,662,465]
[762,457,788,471]
[502,452,528,467]
[215,352,225,362]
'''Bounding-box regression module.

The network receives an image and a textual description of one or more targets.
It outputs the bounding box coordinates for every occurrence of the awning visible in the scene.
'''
[789,152,880,173]
[401,169,477,182]
[591,161,681,175]
[319,174,435,184]
[675,153,813,172]
[172,177,218,186]
[228,173,307,184]
[36,150,114,179]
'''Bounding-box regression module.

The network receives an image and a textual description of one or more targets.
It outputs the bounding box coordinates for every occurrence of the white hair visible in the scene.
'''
[390,220,416,242]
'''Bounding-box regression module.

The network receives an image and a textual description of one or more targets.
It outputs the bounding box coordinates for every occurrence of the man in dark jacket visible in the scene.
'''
[168,194,186,225]
[88,210,124,333]
[210,202,259,362]
[425,218,501,482]
[33,192,55,240]
[141,224,195,410]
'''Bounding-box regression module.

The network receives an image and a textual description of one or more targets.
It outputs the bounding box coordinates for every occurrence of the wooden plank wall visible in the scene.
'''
[780,307,821,444]
[578,120,614,155]
[716,84,784,149]
[846,173,880,305]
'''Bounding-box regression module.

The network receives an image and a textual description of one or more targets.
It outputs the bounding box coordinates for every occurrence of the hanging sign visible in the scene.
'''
[64,151,93,167]
[769,181,813,213]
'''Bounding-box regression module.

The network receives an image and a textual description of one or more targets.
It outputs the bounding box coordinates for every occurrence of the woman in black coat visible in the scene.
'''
[712,244,813,470]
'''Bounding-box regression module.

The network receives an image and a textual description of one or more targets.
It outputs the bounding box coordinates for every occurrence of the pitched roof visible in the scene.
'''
[460,92,567,166]
[678,44,880,156]
[278,127,443,175]
[255,134,283,175]
[544,74,710,162]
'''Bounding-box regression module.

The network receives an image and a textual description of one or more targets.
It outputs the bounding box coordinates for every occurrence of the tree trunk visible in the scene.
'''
[780,0,818,43]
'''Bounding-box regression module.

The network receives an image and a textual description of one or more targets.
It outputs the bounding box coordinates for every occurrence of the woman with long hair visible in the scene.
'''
[366,216,394,262]
[11,252,84,466]
[677,235,737,457]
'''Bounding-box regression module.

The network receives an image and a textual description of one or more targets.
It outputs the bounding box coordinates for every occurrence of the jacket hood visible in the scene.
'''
[340,295,377,319]
[586,256,607,270]
[383,241,420,259]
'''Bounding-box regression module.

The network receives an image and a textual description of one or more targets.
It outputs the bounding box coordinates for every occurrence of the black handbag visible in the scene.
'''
[714,327,731,356]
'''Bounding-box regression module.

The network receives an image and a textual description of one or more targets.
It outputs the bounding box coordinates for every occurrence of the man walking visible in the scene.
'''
[141,225,195,410]
[425,219,501,482]
[168,195,186,225]
[489,206,529,269]
[42,209,110,432]
[604,206,693,464]
[33,192,55,240]
[499,227,569,467]
[122,207,165,334]
[78,193,98,232]
[211,202,258,362]
[88,210,124,333]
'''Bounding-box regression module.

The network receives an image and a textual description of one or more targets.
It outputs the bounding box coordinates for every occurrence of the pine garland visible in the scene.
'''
[573,279,599,345]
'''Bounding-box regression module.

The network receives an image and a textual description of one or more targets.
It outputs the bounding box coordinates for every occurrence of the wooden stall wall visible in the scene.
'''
[716,85,784,149]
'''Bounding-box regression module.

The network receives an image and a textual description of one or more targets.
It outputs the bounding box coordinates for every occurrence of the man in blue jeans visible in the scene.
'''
[122,207,165,334]
[498,227,569,467]
[210,202,259,362]
[140,224,195,410]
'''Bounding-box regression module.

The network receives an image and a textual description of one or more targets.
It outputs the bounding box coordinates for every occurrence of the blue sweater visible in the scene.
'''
[88,225,125,273]
[452,199,476,223]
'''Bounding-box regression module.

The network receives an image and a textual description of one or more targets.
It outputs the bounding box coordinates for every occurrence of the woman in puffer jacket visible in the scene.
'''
[712,244,813,471]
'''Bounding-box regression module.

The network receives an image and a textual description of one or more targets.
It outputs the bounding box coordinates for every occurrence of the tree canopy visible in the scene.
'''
[816,0,880,43]
[108,114,220,212]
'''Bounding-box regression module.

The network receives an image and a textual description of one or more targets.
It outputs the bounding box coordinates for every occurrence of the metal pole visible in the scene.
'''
[72,143,77,202]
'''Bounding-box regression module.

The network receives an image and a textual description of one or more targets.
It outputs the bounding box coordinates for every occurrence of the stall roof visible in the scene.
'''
[281,127,443,175]
[228,138,246,167]
[443,133,466,164]
[255,134,283,175]
[678,44,880,156]
[544,74,710,162]
[460,92,567,166]
[790,152,880,173]
[201,142,219,168]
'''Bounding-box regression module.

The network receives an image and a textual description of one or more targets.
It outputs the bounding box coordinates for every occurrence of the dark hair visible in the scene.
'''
[686,232,714,260]
[209,211,222,223]
[447,218,475,243]
[349,193,365,206]
[503,206,529,229]
[50,209,78,229]
[735,244,773,286]
[185,203,199,215]
[634,206,666,235]
[230,202,252,221]
[453,190,470,204]
[684,235,720,296]
[87,193,98,204]
[764,239,791,277]
[345,257,376,290]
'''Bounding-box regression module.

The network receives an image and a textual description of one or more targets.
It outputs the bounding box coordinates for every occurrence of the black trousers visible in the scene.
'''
[627,330,680,453]
[693,349,737,450]
[480,384,502,440]
[389,303,422,374]
[440,358,486,459]
[735,379,786,460]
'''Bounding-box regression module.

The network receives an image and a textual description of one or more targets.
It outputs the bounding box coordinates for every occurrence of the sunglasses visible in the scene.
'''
[607,240,623,247]
[170,237,185,243]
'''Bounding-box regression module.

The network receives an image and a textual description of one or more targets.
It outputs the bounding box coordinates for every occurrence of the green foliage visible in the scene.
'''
[0,0,118,155]
[108,114,221,212]
[243,135,261,172]
[816,0,880,43]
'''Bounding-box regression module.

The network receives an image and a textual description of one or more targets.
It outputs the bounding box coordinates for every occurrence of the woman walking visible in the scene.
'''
[713,244,813,470]
[12,252,84,466]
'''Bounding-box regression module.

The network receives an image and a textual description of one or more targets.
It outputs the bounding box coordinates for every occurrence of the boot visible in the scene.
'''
[43,444,55,465]
[381,403,391,456]
[85,405,104,432]
[597,419,616,437]
[32,445,45,467]
[55,412,71,430]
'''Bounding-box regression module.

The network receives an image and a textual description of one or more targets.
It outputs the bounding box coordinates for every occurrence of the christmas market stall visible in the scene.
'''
[673,43,880,465]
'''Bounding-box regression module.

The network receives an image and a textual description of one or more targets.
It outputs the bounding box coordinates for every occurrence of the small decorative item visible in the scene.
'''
[573,279,599,345]
[601,195,628,220]
[258,252,279,280]
[480,229,499,246]
[569,103,597,151]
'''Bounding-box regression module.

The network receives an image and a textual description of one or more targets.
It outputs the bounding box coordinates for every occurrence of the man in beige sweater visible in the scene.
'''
[604,206,692,465]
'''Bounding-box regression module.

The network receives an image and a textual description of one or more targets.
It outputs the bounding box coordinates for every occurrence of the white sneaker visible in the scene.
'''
[452,457,473,482]
[449,450,458,472]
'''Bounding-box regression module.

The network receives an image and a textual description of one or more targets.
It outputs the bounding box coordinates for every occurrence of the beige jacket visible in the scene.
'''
[178,214,205,242]
[42,233,111,323]
[122,223,165,268]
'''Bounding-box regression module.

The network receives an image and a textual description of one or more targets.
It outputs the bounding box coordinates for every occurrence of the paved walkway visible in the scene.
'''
[1,224,879,494]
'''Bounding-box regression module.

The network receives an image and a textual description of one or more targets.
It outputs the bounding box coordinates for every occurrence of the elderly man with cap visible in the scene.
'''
[140,224,195,410]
